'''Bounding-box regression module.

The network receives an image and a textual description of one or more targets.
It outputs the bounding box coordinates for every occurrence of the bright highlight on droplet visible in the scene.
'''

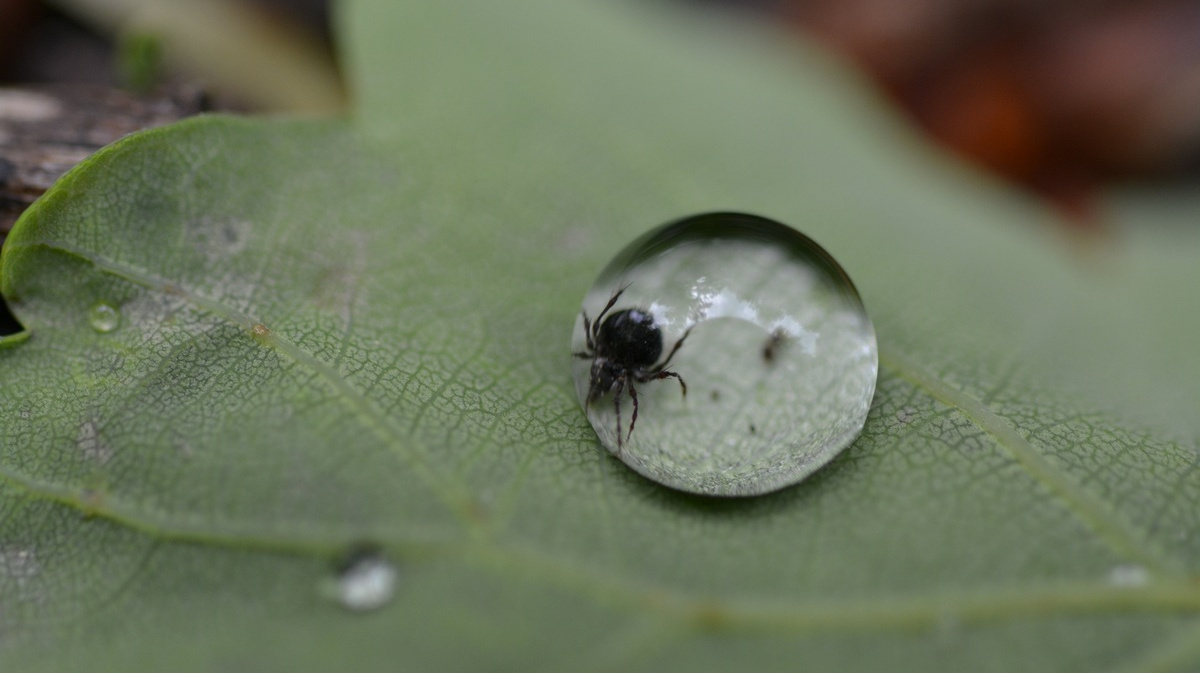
[571,212,878,496]
[328,550,397,612]
[88,301,121,333]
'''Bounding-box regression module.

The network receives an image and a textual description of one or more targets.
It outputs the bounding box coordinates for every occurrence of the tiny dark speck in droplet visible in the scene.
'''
[710,389,721,402]
[762,328,789,364]
[749,423,757,434]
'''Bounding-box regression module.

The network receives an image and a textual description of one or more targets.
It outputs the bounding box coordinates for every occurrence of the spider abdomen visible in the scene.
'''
[595,308,662,367]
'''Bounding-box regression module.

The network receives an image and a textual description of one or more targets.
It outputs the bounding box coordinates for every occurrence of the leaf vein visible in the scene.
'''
[6,239,482,527]
[879,345,1180,575]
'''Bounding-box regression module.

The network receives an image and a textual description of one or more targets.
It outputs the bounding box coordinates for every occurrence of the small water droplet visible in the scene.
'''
[88,302,121,333]
[327,548,397,612]
[1107,564,1150,587]
[572,212,878,496]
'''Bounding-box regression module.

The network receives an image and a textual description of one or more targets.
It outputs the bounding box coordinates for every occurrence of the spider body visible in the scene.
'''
[574,287,691,451]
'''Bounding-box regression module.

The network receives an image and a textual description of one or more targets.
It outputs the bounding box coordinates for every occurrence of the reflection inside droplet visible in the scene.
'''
[571,212,878,496]
[88,301,121,333]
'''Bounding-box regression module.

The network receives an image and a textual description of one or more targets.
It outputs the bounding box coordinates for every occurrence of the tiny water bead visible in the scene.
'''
[571,212,878,496]
[324,548,398,612]
[87,301,121,333]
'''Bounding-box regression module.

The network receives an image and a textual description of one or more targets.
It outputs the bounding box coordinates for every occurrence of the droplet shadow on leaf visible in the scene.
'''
[611,440,859,517]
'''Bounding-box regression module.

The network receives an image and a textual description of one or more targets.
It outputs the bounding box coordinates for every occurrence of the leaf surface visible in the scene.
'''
[2,1,1199,671]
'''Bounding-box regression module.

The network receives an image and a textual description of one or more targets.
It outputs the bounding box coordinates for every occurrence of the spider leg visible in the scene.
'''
[612,375,626,453]
[580,310,595,351]
[626,379,639,445]
[652,369,687,398]
[654,324,693,371]
[593,284,629,331]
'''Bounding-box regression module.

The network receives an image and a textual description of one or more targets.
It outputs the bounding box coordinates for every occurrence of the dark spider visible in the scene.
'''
[574,287,691,451]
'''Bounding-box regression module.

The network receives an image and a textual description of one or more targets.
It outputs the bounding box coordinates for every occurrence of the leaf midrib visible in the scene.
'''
[3,461,1199,635]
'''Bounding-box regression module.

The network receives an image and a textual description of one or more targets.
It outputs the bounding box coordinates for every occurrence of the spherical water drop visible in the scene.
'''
[88,302,121,333]
[571,212,877,496]
[327,549,397,612]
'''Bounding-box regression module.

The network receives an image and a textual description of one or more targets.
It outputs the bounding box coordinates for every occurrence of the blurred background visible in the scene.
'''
[3,0,1199,225]
[1,0,1198,271]
[744,0,1200,224]
[7,0,1199,329]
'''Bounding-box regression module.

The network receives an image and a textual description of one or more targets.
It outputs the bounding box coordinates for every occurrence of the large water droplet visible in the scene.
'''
[88,301,121,333]
[572,212,877,496]
[327,548,397,612]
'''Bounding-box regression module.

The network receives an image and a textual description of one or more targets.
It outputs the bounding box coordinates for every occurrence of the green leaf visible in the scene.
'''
[3,1,1200,671]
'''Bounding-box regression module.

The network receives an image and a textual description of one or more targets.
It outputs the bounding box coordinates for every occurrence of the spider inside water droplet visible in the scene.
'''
[571,212,878,496]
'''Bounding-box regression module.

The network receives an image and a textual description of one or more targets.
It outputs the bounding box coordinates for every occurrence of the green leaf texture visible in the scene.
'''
[2,1,1199,671]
